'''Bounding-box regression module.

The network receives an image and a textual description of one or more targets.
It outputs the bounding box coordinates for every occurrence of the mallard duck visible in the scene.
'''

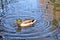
[14,19,36,32]
[14,19,36,28]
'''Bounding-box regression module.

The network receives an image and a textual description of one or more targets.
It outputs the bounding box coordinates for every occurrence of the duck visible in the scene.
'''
[14,18,36,28]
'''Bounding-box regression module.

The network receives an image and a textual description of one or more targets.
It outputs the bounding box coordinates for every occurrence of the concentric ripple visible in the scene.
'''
[1,16,58,40]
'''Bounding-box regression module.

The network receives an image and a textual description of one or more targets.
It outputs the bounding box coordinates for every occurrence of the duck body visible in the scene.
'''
[20,19,36,28]
[14,19,36,28]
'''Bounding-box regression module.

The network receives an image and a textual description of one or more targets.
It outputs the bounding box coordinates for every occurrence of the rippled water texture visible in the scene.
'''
[0,0,58,40]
